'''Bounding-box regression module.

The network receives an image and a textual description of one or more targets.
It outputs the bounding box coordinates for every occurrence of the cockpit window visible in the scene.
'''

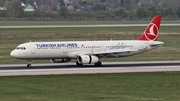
[16,47,26,50]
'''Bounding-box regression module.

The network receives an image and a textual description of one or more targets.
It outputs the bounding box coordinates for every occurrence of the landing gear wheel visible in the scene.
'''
[76,61,83,66]
[27,60,32,68]
[27,64,32,68]
[94,61,102,67]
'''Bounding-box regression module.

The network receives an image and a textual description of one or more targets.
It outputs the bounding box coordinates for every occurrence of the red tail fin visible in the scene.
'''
[138,15,162,41]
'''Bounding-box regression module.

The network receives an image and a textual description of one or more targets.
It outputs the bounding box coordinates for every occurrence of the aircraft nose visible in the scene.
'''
[10,50,17,58]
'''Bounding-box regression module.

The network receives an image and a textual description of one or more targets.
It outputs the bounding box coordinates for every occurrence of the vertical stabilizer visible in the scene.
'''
[138,15,162,41]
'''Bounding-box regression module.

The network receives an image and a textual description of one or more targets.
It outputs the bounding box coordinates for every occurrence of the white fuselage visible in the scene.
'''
[10,15,164,67]
[10,40,164,60]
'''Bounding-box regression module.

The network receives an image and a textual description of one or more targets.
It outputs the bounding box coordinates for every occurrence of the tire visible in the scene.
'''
[27,64,32,68]
[94,61,102,67]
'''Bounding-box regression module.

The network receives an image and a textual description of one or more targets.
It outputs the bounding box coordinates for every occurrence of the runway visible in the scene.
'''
[0,61,180,76]
[0,24,180,28]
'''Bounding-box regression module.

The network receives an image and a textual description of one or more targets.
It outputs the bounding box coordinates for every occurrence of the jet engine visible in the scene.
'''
[77,55,99,64]
[50,59,71,63]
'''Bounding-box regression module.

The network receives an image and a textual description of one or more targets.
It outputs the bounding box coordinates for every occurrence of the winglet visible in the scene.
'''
[138,15,162,41]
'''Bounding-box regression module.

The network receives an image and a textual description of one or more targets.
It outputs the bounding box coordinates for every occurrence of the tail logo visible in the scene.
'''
[144,23,159,41]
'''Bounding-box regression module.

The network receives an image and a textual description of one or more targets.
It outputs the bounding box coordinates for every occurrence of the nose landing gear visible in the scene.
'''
[27,60,32,68]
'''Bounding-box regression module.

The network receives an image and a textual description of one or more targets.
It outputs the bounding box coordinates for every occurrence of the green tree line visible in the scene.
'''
[0,0,180,18]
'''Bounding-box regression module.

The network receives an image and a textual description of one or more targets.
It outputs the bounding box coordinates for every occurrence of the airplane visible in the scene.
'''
[10,15,164,67]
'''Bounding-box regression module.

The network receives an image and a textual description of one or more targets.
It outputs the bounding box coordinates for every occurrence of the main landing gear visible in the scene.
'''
[27,60,32,68]
[76,61,102,67]
[94,61,102,67]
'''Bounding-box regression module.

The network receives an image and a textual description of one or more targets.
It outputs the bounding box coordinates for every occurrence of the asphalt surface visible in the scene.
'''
[0,61,180,76]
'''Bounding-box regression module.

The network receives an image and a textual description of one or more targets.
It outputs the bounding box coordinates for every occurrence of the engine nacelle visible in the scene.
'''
[77,55,99,64]
[50,58,71,63]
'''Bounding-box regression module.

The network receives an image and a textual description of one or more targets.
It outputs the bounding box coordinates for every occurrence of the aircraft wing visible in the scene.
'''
[72,48,138,58]
[92,48,138,56]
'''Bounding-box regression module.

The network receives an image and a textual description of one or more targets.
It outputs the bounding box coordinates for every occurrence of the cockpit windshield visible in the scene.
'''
[15,47,26,50]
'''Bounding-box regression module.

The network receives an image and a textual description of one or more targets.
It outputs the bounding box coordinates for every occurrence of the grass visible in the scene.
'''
[0,21,148,26]
[0,20,180,26]
[0,72,180,101]
[0,26,180,64]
